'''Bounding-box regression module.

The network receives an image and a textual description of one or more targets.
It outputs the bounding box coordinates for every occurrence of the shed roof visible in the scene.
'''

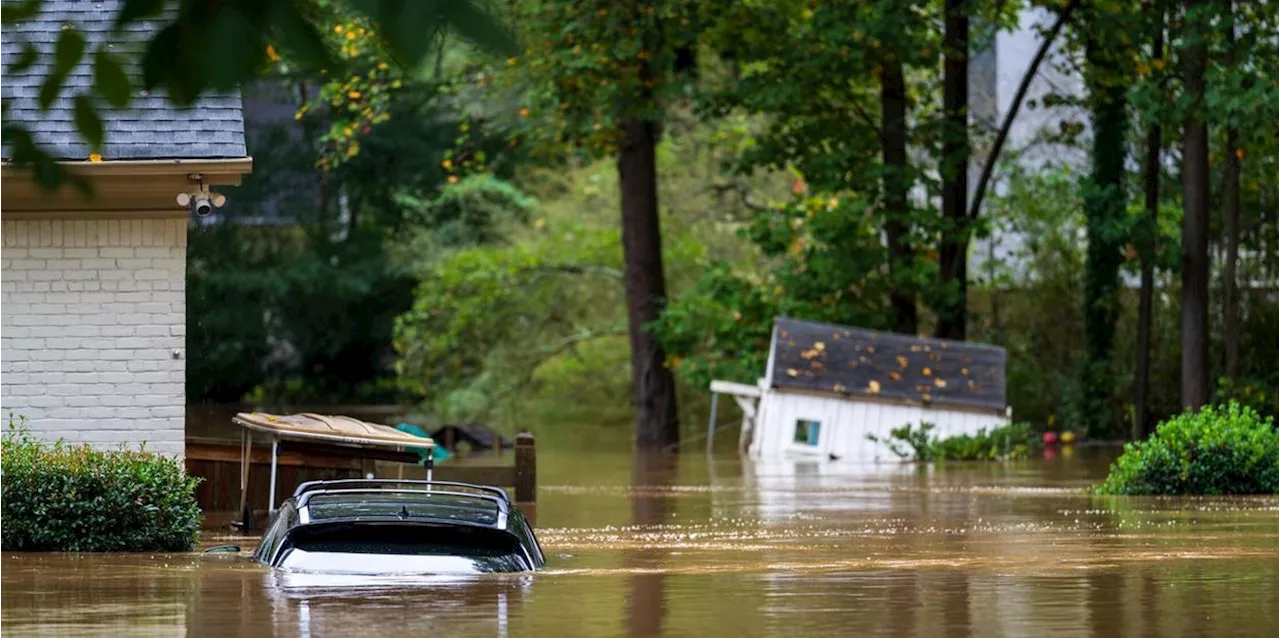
[768,317,1007,413]
[1,0,246,161]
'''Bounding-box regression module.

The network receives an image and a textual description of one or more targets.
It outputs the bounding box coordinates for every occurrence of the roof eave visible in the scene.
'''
[60,157,252,183]
[2,157,254,184]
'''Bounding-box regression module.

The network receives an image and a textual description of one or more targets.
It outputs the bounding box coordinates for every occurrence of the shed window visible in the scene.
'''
[793,419,821,446]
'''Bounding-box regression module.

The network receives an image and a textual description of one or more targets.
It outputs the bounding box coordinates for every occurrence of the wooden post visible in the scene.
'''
[514,432,536,505]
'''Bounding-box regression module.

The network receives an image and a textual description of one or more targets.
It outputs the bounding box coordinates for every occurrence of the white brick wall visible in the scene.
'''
[1,218,187,458]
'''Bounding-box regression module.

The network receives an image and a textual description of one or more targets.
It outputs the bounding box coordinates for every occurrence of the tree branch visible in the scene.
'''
[710,181,770,211]
[967,0,1079,220]
[537,264,625,279]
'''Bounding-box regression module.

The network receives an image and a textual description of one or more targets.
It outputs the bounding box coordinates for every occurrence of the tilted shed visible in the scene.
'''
[710,317,1011,462]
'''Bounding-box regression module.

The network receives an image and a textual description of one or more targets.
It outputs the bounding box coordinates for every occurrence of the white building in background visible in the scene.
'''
[967,6,1091,282]
[711,317,1011,463]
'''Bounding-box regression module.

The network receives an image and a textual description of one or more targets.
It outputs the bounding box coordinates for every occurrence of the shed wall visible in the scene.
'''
[752,390,1010,462]
[1,217,187,457]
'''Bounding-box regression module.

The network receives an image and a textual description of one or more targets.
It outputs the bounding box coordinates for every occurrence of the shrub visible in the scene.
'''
[1095,402,1279,495]
[867,421,1035,462]
[1,419,203,552]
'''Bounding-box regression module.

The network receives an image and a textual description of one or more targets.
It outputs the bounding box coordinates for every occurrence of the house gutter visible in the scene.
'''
[1,157,254,182]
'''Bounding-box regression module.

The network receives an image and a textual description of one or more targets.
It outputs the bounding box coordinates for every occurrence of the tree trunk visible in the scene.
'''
[1080,28,1128,439]
[1180,0,1211,409]
[618,119,680,449]
[936,0,971,342]
[1134,4,1164,441]
[1222,3,1241,382]
[880,52,918,335]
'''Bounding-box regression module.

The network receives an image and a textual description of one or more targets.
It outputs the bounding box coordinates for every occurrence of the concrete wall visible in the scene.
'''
[1,217,187,457]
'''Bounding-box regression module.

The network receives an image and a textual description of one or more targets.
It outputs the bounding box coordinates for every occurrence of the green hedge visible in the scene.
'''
[866,422,1035,462]
[1,422,203,552]
[1096,402,1279,495]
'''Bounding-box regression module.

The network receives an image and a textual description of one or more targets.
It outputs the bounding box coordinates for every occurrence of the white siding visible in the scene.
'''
[751,390,1010,463]
[1,218,187,458]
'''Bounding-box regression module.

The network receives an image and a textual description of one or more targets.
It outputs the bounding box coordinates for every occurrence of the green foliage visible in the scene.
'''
[2,0,515,191]
[1,417,202,552]
[866,421,1035,462]
[393,118,774,424]
[1214,377,1279,425]
[1096,402,1279,495]
[508,0,699,156]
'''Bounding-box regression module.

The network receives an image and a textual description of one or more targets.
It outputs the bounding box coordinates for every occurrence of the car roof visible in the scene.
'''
[287,480,521,531]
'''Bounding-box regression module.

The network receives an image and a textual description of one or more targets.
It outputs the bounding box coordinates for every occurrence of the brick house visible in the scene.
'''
[1,1,251,457]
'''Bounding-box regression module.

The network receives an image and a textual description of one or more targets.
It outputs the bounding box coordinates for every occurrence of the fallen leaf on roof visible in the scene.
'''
[801,348,819,359]
[961,367,969,375]
[814,341,825,351]
[866,345,876,353]
[896,356,908,368]
[867,380,881,394]
[833,383,847,393]
[889,371,902,381]
[922,367,932,376]
[921,393,932,403]
[934,378,947,388]
[786,368,799,377]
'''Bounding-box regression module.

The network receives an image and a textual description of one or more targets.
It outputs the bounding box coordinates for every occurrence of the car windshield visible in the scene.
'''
[272,522,529,574]
[305,492,500,526]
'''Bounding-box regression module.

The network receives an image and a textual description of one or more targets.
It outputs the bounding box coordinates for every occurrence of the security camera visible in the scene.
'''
[176,191,227,217]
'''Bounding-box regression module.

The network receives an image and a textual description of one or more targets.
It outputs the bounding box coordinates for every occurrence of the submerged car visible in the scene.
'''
[252,479,545,575]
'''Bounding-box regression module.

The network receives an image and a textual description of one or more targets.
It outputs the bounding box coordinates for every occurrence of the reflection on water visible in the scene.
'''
[3,443,1277,637]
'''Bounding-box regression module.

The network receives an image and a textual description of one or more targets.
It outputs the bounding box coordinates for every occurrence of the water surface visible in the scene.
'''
[3,444,1276,637]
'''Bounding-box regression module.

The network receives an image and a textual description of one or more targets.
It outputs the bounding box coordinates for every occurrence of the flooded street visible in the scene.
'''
[3,444,1277,637]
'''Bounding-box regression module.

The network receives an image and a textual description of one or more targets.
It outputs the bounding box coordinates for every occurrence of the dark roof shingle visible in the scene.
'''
[769,317,1008,413]
[1,0,246,160]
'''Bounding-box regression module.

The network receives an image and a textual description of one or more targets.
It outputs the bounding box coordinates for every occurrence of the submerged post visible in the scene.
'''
[514,432,536,505]
[425,445,434,487]
[706,392,720,455]
[268,436,280,514]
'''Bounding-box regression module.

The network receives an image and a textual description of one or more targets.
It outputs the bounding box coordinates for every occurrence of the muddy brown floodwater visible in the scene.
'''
[3,444,1277,637]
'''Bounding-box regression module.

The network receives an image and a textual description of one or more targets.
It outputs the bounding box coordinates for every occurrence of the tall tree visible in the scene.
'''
[1180,0,1211,409]
[880,35,919,336]
[618,114,680,449]
[514,0,690,447]
[936,0,971,341]
[1078,3,1131,437]
[1221,0,1242,382]
[1133,2,1166,440]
